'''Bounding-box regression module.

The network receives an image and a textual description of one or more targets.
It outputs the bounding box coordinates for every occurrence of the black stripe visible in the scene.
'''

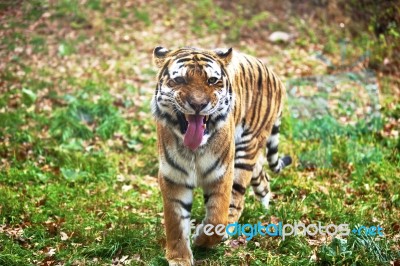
[221,67,227,77]
[181,215,191,219]
[204,194,210,204]
[163,176,195,189]
[253,75,273,138]
[235,147,258,160]
[176,112,187,134]
[229,204,238,209]
[272,73,277,92]
[248,69,254,86]
[174,200,192,213]
[234,154,252,160]
[264,65,270,80]
[163,175,177,185]
[250,180,261,187]
[202,58,214,63]
[202,54,216,61]
[254,167,264,178]
[257,64,263,90]
[232,183,246,195]
[203,158,220,177]
[240,63,246,78]
[204,130,217,145]
[241,129,252,138]
[159,63,169,78]
[254,190,267,198]
[176,58,192,63]
[228,84,232,95]
[248,62,263,129]
[203,147,230,177]
[244,57,254,85]
[269,160,279,168]
[155,105,178,125]
[245,57,253,67]
[234,163,254,171]
[251,172,263,186]
[240,74,245,93]
[255,87,263,129]
[163,143,188,175]
[236,140,257,153]
[235,148,258,160]
[154,84,159,95]
[209,113,228,127]
[246,63,255,87]
[213,173,225,182]
[271,125,280,135]
[267,146,278,157]
[251,172,262,181]
[266,139,272,147]
[235,138,252,147]
[235,140,251,153]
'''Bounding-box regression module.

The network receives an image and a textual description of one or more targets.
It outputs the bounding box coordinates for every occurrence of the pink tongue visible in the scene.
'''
[183,115,205,151]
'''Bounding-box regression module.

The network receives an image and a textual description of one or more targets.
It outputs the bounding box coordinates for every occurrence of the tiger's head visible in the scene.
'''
[151,46,234,151]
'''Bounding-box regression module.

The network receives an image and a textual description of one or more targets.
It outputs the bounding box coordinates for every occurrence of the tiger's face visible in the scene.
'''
[152,47,234,151]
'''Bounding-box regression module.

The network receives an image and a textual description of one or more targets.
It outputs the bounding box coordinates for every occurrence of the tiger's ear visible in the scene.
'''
[214,47,233,65]
[153,46,170,68]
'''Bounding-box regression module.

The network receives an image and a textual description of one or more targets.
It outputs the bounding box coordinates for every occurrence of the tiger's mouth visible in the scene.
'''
[177,113,211,151]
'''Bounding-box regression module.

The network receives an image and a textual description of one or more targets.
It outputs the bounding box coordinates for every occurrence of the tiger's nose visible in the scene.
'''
[188,99,208,113]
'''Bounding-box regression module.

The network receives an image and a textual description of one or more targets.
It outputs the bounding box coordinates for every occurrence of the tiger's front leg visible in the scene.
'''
[193,156,234,247]
[159,174,194,266]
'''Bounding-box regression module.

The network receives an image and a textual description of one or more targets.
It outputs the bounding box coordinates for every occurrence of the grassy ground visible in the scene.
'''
[0,1,399,265]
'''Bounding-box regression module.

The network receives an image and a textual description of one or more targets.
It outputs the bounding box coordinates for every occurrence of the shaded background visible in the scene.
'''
[0,1,399,265]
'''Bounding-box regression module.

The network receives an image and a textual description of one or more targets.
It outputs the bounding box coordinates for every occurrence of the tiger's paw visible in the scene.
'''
[260,191,272,209]
[166,245,193,266]
[168,258,194,266]
[192,223,223,247]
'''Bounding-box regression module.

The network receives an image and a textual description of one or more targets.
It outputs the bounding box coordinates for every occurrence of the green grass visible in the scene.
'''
[0,0,399,265]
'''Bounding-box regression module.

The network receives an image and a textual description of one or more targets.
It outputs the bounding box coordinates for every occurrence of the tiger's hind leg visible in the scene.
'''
[227,167,253,224]
[250,156,272,209]
[252,116,292,209]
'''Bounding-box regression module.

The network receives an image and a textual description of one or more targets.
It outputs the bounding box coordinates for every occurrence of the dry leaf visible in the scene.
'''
[60,232,68,241]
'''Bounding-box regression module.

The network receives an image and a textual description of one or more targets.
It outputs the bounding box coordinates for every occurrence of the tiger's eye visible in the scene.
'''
[174,77,186,84]
[208,77,218,84]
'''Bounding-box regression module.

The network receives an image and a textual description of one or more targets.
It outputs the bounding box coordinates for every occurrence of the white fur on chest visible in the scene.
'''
[159,147,227,188]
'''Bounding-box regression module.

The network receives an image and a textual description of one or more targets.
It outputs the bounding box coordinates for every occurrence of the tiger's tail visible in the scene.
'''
[266,115,292,173]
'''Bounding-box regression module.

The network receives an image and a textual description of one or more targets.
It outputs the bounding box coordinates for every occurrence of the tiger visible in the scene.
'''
[151,46,292,266]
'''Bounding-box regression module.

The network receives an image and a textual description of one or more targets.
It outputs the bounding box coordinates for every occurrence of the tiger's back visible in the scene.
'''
[227,51,285,164]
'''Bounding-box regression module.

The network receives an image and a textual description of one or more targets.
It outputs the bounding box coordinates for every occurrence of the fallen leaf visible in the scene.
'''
[60,232,68,241]
[46,247,56,257]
